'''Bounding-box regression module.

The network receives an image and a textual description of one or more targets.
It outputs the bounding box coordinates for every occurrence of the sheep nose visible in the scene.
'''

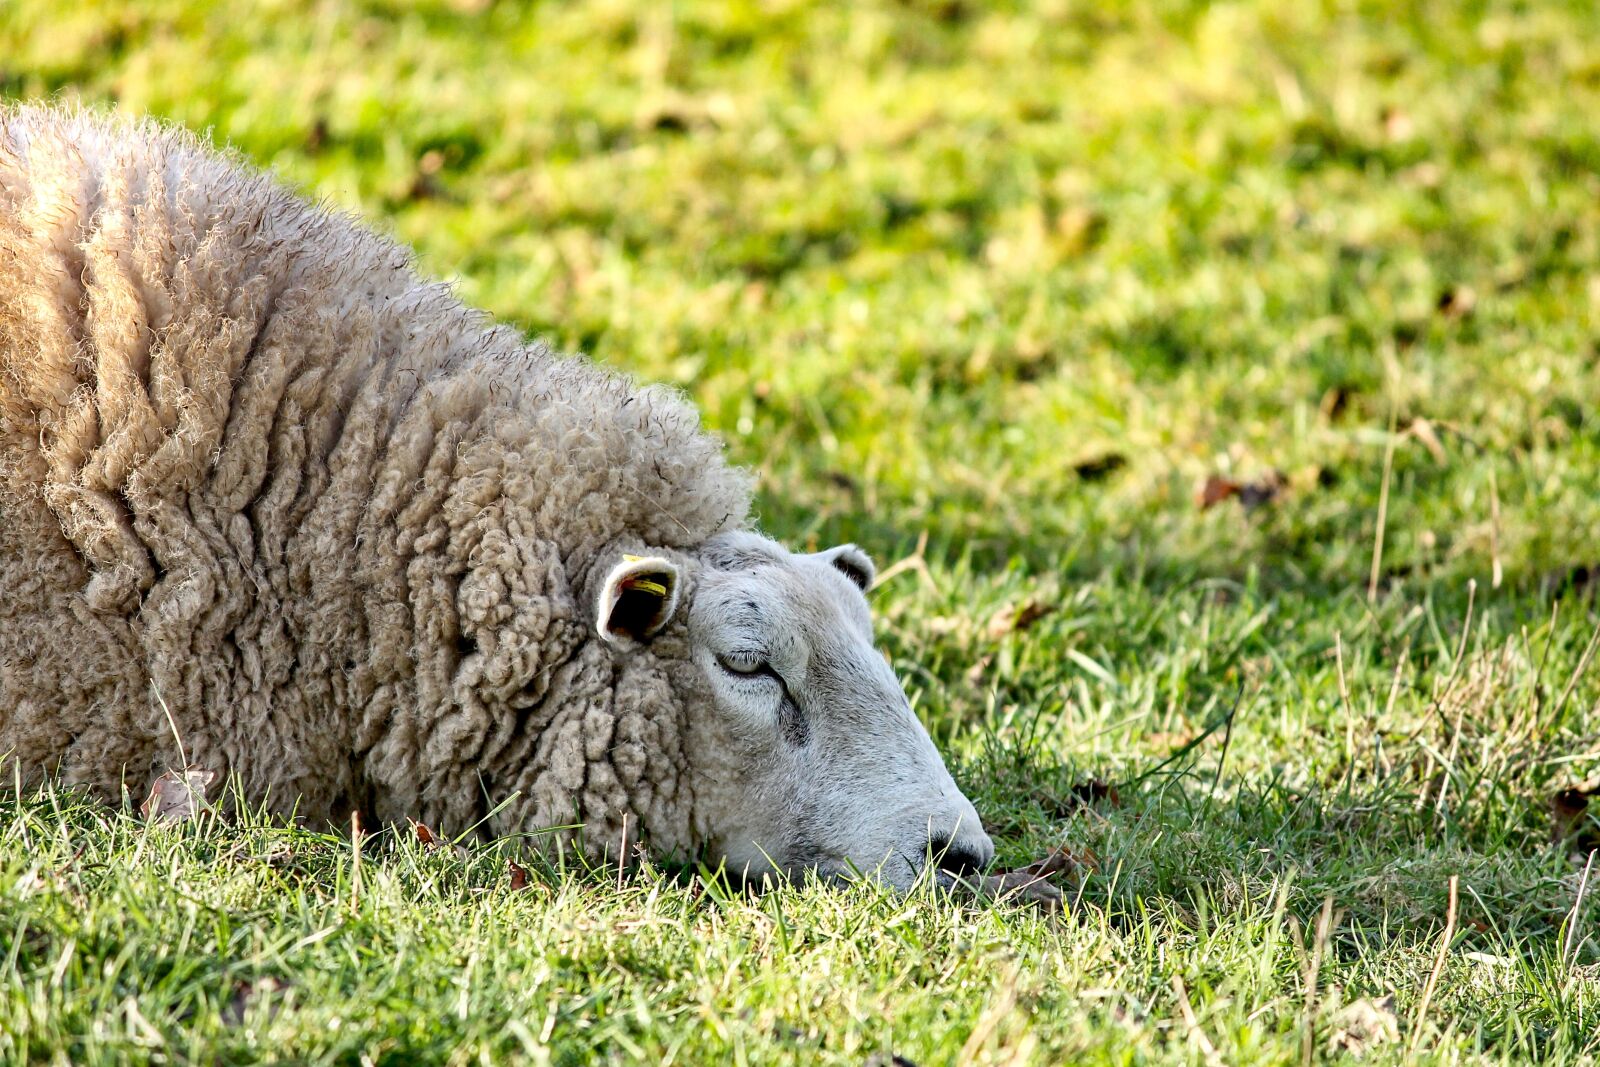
[930,832,993,877]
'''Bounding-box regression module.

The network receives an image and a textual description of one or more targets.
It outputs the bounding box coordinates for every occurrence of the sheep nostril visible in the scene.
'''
[930,835,988,877]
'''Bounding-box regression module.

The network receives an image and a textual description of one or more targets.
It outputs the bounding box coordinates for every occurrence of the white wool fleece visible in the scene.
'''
[0,104,992,884]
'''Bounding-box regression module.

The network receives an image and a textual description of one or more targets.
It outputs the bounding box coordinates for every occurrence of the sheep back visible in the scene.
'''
[0,104,751,849]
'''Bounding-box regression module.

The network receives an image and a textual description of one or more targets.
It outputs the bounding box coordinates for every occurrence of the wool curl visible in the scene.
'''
[0,104,753,858]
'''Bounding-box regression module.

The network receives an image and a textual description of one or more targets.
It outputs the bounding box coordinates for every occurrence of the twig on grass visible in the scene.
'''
[871,529,938,596]
[1410,874,1459,1056]
[1414,585,1476,813]
[1488,468,1503,589]
[349,810,363,913]
[1335,631,1354,722]
[959,962,1020,1064]
[1552,623,1600,726]
[1564,850,1595,971]
[1301,895,1334,1067]
[1171,975,1223,1067]
[618,812,631,892]
[1368,406,1400,603]
[152,681,189,772]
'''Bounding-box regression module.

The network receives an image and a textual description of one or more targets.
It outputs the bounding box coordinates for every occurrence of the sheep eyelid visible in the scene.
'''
[715,652,776,679]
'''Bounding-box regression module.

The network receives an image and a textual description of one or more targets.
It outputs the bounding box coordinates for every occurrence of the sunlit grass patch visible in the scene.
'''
[6,0,1600,1061]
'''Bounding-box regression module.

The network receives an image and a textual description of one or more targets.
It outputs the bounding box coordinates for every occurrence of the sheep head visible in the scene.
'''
[595,530,994,889]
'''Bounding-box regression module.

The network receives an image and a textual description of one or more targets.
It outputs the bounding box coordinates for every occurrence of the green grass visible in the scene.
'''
[6,0,1600,1062]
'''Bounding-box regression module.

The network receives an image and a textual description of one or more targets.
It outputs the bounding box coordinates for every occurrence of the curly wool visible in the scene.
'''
[0,104,752,854]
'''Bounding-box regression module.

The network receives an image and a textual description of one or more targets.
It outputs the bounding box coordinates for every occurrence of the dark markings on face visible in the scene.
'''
[778,692,810,747]
[703,542,784,572]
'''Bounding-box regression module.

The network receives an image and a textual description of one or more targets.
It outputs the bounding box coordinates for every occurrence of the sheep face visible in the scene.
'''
[598,531,994,888]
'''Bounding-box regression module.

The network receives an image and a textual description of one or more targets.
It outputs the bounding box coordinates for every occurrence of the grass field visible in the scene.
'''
[6,0,1600,1062]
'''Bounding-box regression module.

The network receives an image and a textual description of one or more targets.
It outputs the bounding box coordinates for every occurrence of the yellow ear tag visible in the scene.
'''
[626,578,669,597]
[619,556,668,596]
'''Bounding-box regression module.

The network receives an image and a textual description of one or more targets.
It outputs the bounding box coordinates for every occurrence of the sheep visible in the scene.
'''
[0,104,994,887]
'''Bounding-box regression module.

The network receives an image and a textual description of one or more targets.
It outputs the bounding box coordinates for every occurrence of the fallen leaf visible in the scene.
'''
[1552,787,1600,855]
[1326,994,1399,1057]
[1198,474,1240,509]
[1072,452,1127,482]
[986,599,1054,639]
[140,768,216,823]
[1018,844,1097,878]
[977,869,1064,912]
[1069,780,1121,809]
[1198,471,1287,510]
[508,859,531,891]
[411,819,472,859]
[967,845,1097,913]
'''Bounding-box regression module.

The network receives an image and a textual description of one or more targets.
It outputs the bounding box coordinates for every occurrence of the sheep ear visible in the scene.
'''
[597,555,681,646]
[812,543,875,593]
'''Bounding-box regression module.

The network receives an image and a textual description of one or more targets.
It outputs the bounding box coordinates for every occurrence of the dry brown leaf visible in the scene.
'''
[1017,844,1096,878]
[1552,787,1600,855]
[140,768,216,823]
[410,819,471,858]
[1198,474,1240,509]
[1199,471,1287,511]
[1070,780,1121,809]
[986,599,1054,639]
[1326,994,1399,1057]
[978,869,1064,912]
[971,845,1096,913]
[508,859,531,891]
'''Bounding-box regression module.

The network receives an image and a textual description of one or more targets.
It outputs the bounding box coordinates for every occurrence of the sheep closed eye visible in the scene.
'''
[716,652,774,679]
